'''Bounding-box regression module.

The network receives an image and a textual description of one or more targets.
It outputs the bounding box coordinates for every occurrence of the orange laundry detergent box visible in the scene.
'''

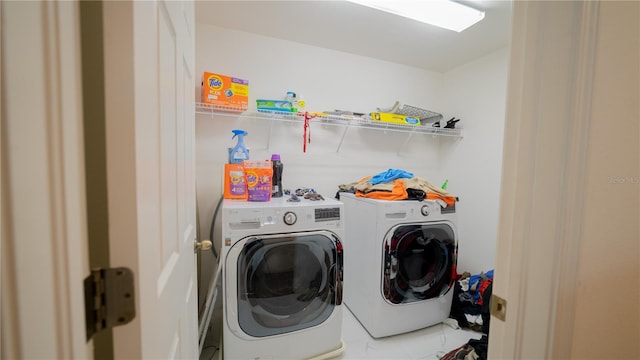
[224,164,247,200]
[243,160,273,202]
[201,72,249,111]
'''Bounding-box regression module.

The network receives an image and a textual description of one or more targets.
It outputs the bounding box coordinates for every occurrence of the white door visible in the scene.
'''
[490,1,639,359]
[2,1,91,358]
[490,1,597,357]
[102,1,198,359]
[2,0,198,358]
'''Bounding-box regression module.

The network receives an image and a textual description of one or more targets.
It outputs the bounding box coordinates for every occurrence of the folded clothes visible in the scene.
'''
[338,173,457,204]
[358,179,408,201]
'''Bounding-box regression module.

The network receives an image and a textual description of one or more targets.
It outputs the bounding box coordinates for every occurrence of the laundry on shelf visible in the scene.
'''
[336,168,458,206]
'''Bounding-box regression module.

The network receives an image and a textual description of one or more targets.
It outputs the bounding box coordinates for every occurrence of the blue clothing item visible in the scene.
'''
[469,269,494,303]
[370,169,414,185]
[468,270,494,289]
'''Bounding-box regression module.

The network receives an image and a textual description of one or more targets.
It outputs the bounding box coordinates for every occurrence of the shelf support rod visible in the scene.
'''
[336,125,350,153]
[397,129,416,155]
[266,118,274,150]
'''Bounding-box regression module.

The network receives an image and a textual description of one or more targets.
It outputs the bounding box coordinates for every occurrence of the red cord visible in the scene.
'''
[303,112,319,153]
[303,115,309,152]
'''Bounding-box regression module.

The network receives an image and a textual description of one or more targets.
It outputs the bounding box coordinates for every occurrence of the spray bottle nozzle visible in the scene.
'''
[231,129,248,140]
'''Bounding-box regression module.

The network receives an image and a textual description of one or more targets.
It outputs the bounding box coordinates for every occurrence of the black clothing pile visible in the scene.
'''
[440,335,488,360]
[449,270,493,335]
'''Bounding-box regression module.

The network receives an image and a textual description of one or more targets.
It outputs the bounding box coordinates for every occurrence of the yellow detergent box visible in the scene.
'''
[370,112,421,126]
[201,72,249,111]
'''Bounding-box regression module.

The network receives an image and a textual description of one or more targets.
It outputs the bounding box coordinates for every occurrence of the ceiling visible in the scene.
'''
[195,0,513,73]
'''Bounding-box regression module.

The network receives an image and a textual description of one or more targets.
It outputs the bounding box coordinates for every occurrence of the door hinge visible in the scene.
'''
[490,294,507,321]
[84,267,136,341]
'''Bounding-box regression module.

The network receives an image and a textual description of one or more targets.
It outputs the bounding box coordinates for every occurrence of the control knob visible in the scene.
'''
[420,205,430,216]
[283,211,297,225]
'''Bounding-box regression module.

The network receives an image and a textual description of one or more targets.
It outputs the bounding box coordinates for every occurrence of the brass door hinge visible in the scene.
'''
[490,294,507,321]
[84,267,136,341]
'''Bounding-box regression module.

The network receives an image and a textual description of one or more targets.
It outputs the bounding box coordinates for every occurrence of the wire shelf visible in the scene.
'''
[195,102,461,154]
[195,103,461,137]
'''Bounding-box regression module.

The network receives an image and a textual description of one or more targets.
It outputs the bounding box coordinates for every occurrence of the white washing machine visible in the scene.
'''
[340,192,458,338]
[221,197,344,360]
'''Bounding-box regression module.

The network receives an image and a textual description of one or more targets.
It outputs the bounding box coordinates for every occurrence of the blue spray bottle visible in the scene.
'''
[228,129,250,164]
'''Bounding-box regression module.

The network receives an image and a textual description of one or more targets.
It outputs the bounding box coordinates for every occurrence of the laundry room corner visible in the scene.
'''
[441,47,510,275]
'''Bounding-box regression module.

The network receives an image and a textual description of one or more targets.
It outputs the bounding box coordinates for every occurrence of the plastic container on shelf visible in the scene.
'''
[271,154,284,198]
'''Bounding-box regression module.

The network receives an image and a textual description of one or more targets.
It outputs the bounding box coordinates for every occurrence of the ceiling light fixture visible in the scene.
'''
[347,0,485,33]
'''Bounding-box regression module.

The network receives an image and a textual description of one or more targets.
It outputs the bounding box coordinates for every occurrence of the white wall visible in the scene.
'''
[195,23,508,277]
[442,48,510,274]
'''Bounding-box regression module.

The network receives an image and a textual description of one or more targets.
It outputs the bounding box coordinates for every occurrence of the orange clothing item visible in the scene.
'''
[350,174,456,205]
[426,193,456,207]
[356,179,408,200]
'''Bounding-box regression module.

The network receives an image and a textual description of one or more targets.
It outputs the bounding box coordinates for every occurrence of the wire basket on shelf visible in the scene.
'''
[377,101,443,124]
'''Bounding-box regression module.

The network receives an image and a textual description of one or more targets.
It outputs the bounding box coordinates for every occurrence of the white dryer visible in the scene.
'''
[340,192,457,338]
[220,197,344,360]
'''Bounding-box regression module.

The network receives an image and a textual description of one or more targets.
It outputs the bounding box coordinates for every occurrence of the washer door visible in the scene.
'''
[382,222,456,304]
[233,231,343,337]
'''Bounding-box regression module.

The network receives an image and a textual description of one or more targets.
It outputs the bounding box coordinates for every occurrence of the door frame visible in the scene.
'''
[2,0,199,358]
[489,1,600,358]
[1,1,91,358]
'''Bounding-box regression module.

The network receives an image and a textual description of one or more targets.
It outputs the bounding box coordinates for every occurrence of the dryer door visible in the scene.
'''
[229,230,343,338]
[382,222,456,304]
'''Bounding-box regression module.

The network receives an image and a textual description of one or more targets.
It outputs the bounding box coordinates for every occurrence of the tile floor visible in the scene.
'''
[200,305,483,360]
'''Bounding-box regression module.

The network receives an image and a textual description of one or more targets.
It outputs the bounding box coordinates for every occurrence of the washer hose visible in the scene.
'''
[208,196,223,259]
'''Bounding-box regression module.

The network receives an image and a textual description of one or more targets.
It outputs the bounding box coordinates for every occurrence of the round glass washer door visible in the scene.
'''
[235,231,343,337]
[382,223,456,304]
